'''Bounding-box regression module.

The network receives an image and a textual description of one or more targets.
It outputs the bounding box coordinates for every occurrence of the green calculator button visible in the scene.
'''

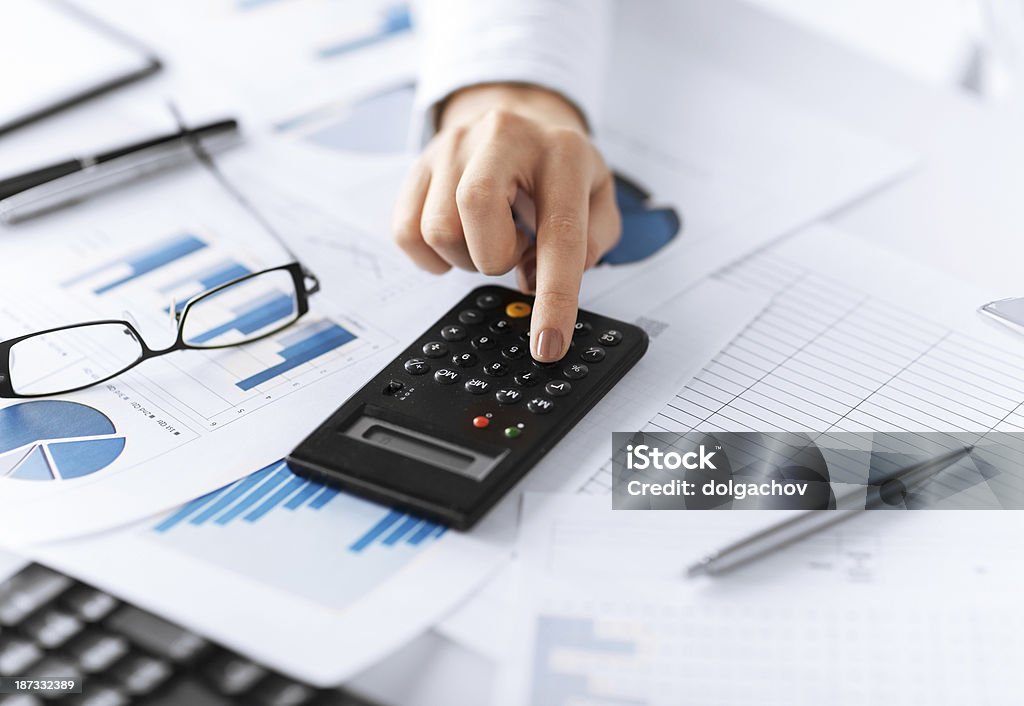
[504,426,522,439]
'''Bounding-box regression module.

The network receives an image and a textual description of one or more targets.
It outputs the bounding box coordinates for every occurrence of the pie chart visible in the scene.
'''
[0,401,125,481]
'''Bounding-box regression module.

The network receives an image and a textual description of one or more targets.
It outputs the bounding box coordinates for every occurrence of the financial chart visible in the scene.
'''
[53,231,387,432]
[149,460,447,609]
[0,401,125,481]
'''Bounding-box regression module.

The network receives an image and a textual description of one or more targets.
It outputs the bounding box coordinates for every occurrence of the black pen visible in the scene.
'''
[0,118,240,222]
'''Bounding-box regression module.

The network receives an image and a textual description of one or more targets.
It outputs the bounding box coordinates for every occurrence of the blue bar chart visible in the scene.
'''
[235,320,356,391]
[149,460,447,609]
[189,291,298,345]
[154,460,443,552]
[63,234,208,295]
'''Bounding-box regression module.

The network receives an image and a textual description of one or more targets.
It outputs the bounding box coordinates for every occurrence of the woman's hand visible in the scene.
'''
[392,83,621,361]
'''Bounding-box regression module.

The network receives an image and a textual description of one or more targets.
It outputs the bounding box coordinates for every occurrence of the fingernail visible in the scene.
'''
[536,328,564,361]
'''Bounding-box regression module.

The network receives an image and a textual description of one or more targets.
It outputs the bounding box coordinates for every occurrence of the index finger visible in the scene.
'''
[529,138,593,362]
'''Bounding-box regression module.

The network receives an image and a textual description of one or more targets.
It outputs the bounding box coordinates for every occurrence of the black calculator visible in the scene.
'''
[287,285,648,529]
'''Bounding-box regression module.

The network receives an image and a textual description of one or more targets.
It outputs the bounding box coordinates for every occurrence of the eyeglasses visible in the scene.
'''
[0,102,323,399]
[0,263,321,398]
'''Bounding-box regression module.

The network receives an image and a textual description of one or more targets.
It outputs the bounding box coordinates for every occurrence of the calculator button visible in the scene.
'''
[434,369,460,385]
[531,359,557,369]
[490,319,513,334]
[506,302,532,318]
[472,416,490,428]
[573,321,592,337]
[422,341,449,358]
[501,344,527,360]
[383,379,404,394]
[504,426,522,438]
[527,397,555,414]
[452,352,478,368]
[496,389,523,405]
[514,370,540,387]
[472,334,497,350]
[598,330,623,346]
[404,358,430,375]
[464,378,491,394]
[441,325,467,341]
[563,363,589,379]
[518,329,532,342]
[545,380,572,397]
[483,361,509,377]
[476,293,502,310]
[458,309,485,325]
[580,346,606,363]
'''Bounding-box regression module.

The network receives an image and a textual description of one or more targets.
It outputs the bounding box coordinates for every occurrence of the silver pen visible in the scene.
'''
[686,445,974,578]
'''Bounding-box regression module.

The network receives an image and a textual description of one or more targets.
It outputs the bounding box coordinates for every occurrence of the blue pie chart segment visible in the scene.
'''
[0,401,125,482]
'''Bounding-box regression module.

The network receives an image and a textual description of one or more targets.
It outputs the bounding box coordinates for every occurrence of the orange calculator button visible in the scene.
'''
[505,302,531,318]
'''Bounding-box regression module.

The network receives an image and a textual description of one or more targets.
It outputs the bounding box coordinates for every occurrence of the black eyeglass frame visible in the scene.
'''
[0,262,321,399]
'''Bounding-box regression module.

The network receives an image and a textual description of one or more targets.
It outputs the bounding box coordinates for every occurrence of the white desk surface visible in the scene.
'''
[352,3,1024,704]
[7,1,1023,704]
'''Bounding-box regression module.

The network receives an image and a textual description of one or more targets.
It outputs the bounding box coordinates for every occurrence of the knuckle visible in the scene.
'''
[542,213,587,242]
[392,220,420,248]
[534,288,579,313]
[420,215,462,248]
[455,177,501,211]
[546,128,589,159]
[483,108,525,135]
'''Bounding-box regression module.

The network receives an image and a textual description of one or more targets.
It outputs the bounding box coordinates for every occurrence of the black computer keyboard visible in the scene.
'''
[0,564,380,706]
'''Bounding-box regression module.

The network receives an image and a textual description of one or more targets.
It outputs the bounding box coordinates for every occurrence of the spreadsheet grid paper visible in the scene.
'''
[580,227,1024,494]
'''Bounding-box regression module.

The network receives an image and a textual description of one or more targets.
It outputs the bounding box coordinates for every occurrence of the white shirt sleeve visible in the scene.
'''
[410,0,612,145]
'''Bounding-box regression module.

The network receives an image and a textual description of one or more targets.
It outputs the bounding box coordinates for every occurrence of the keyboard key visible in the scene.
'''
[60,585,119,623]
[501,344,526,360]
[403,358,429,375]
[23,656,81,691]
[20,608,83,649]
[0,566,72,627]
[451,352,477,368]
[439,325,466,342]
[142,675,232,706]
[580,346,606,363]
[247,674,314,706]
[108,654,172,696]
[513,371,539,387]
[0,694,43,706]
[597,329,622,346]
[563,363,589,380]
[527,397,555,414]
[201,650,266,695]
[544,380,572,397]
[482,361,508,377]
[63,682,127,706]
[433,369,459,385]
[470,334,496,350]
[0,635,42,676]
[475,293,502,309]
[463,378,490,395]
[495,389,523,405]
[64,630,129,673]
[488,319,512,334]
[457,309,484,325]
[420,341,448,358]
[573,321,592,337]
[105,606,207,662]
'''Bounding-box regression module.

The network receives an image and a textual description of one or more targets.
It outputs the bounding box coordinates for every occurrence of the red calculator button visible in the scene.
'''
[472,416,490,428]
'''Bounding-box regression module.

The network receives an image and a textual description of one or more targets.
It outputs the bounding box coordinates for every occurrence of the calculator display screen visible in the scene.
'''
[343,415,505,481]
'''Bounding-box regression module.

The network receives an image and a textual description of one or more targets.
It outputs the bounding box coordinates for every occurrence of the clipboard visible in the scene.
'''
[0,0,161,137]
